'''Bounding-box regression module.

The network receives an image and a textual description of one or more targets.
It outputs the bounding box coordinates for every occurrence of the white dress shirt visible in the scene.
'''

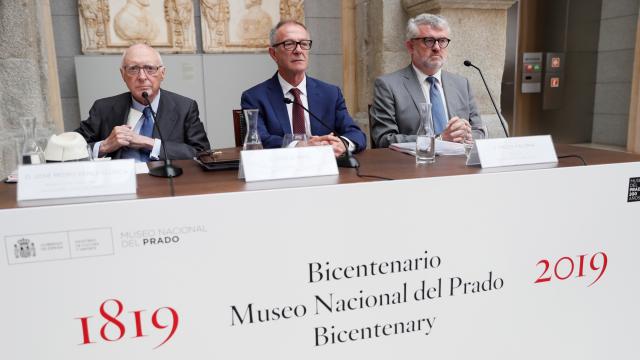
[412,65,451,121]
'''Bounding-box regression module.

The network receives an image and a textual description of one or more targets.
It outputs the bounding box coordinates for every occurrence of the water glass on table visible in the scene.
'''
[282,133,309,148]
[416,103,435,164]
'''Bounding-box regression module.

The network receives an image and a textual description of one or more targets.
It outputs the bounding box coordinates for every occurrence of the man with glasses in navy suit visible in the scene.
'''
[240,20,366,157]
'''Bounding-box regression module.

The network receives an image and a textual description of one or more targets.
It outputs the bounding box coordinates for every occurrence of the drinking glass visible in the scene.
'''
[282,133,309,148]
[461,130,473,159]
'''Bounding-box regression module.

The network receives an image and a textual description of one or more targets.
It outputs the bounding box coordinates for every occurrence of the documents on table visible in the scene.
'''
[390,140,465,156]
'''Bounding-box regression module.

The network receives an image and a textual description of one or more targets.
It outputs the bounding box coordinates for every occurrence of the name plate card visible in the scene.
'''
[472,135,558,168]
[17,159,137,204]
[240,146,338,182]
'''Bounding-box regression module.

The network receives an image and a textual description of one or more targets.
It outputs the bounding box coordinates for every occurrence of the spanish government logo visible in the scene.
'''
[14,238,36,259]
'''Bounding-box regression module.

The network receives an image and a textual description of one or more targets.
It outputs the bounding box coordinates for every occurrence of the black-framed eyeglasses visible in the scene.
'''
[272,40,313,51]
[412,37,451,49]
[122,64,164,76]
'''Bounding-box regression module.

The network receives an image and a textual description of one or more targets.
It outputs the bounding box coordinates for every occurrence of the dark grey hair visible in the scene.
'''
[269,20,309,46]
[406,13,450,40]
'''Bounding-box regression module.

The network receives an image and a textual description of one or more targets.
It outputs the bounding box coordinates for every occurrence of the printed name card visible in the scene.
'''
[240,146,338,182]
[472,135,558,168]
[17,159,137,204]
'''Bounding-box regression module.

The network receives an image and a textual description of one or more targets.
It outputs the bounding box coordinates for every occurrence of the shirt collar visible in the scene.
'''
[278,73,307,97]
[412,64,442,85]
[131,89,161,113]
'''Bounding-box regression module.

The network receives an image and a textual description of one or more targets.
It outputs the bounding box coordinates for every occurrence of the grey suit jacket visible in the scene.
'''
[370,65,485,148]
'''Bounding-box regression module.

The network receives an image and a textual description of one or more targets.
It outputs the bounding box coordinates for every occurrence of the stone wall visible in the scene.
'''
[592,0,640,146]
[0,0,59,178]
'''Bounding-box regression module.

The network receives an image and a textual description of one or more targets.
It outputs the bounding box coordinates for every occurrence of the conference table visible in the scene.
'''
[1,144,638,209]
[1,144,639,359]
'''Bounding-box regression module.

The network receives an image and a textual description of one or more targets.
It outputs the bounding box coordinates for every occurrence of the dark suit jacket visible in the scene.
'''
[240,74,366,152]
[75,89,210,160]
[370,65,485,148]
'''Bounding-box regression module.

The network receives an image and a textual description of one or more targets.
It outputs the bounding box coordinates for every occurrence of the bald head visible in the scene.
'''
[119,43,166,104]
[121,43,163,68]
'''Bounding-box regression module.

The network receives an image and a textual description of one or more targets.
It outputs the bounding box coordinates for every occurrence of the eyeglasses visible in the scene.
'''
[122,64,164,76]
[412,37,451,49]
[272,40,313,51]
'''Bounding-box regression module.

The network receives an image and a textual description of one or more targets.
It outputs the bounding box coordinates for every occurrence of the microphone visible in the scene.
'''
[463,60,509,138]
[142,91,183,178]
[283,97,359,168]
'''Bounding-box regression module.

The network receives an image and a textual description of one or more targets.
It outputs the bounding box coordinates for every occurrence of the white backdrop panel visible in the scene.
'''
[1,163,639,359]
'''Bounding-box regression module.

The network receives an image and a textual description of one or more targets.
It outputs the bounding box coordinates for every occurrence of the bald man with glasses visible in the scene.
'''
[370,13,486,148]
[75,43,210,161]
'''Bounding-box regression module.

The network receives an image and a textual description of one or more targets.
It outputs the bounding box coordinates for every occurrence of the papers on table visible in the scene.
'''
[136,162,150,174]
[390,140,465,156]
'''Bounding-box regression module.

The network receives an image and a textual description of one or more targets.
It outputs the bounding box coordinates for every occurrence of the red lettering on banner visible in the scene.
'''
[77,299,179,349]
[534,252,607,286]
[151,307,179,349]
[131,310,147,338]
[100,299,125,341]
[77,316,95,345]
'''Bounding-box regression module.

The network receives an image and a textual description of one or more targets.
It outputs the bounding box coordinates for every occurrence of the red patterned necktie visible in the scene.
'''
[290,88,306,134]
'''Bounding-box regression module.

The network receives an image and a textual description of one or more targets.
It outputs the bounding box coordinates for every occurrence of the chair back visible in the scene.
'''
[232,109,247,147]
[368,104,376,148]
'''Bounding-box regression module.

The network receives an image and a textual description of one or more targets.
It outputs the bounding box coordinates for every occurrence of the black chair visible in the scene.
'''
[367,104,376,148]
[232,109,247,147]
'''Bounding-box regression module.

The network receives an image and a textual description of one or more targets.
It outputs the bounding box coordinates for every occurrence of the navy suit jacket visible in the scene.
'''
[75,89,210,160]
[240,74,366,152]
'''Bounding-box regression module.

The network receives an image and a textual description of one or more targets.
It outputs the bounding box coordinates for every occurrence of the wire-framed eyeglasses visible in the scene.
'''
[122,64,164,76]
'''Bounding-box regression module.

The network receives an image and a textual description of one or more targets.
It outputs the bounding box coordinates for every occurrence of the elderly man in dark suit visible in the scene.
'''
[76,43,210,161]
[370,13,486,148]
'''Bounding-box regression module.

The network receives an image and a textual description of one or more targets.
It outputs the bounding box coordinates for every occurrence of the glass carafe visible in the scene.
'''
[19,117,45,165]
[242,109,263,150]
[415,103,435,164]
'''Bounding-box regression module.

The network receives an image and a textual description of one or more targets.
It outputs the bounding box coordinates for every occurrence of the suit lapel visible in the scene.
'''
[441,71,458,118]
[306,77,322,134]
[113,94,132,127]
[266,74,292,134]
[109,94,132,159]
[155,90,179,139]
[402,66,426,115]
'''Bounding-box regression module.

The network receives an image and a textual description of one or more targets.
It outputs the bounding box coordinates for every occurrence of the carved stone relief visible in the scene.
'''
[78,0,196,54]
[201,0,305,53]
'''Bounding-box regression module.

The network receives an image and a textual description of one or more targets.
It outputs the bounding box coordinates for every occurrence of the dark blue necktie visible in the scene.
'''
[427,76,447,134]
[141,107,154,137]
[139,107,154,161]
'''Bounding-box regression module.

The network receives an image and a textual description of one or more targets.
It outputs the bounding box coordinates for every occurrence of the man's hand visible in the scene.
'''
[127,133,155,150]
[309,133,346,157]
[99,125,155,155]
[99,125,134,155]
[441,117,471,143]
